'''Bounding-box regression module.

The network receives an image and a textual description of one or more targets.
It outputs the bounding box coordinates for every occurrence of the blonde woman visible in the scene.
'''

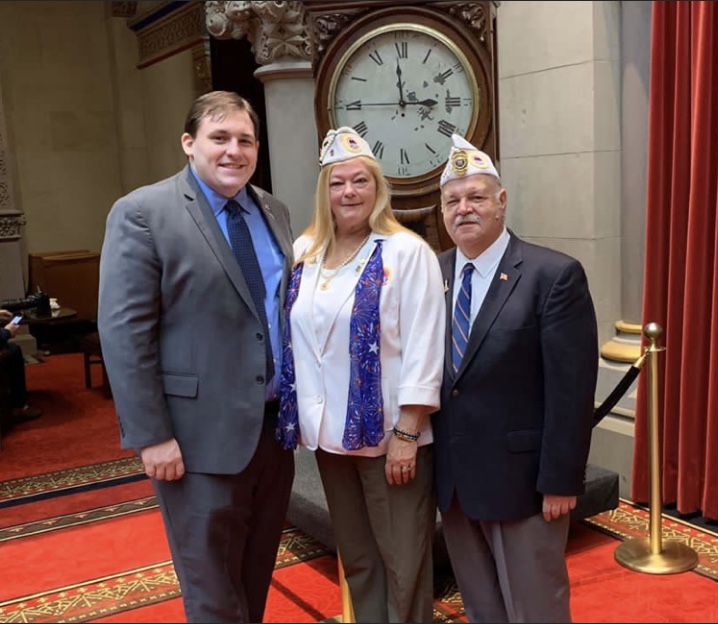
[276,127,445,623]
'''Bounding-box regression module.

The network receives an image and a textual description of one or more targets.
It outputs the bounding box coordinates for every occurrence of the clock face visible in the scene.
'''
[328,24,479,181]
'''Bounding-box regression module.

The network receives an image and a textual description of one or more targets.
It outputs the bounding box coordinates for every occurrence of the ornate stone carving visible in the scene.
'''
[205,1,313,64]
[0,87,11,212]
[132,1,207,69]
[309,12,354,63]
[441,2,491,44]
[0,213,26,240]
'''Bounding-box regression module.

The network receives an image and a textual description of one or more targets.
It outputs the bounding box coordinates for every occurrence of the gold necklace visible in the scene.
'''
[319,233,371,291]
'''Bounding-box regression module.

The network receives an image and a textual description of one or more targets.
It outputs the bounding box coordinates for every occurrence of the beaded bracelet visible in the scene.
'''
[392,426,421,442]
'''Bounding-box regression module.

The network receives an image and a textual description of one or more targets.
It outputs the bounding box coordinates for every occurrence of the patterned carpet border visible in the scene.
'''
[0,561,180,623]
[0,495,158,543]
[0,457,145,504]
[0,526,330,623]
[584,498,718,582]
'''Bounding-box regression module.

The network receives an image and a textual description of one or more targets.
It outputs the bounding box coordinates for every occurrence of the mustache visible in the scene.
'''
[454,214,482,226]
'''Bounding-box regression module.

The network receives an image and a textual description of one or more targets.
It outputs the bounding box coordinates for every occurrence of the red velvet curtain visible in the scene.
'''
[632,2,718,518]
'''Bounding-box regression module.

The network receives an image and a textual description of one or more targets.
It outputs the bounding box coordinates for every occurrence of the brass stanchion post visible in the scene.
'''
[337,552,355,623]
[614,322,699,574]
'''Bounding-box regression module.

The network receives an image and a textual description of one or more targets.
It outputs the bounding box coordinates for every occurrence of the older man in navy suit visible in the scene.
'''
[433,135,598,623]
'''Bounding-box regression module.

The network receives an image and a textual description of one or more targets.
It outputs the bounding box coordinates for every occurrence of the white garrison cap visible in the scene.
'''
[319,126,376,167]
[440,134,499,187]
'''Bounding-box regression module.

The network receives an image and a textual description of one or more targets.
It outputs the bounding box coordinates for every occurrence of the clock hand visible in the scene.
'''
[395,60,406,106]
[412,98,438,107]
[354,99,438,107]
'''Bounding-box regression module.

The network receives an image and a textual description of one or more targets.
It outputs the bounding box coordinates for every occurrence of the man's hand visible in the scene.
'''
[542,494,577,521]
[0,310,12,324]
[140,438,185,481]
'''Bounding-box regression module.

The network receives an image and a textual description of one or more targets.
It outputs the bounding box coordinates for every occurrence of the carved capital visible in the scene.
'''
[0,213,26,241]
[438,2,491,44]
[205,1,313,64]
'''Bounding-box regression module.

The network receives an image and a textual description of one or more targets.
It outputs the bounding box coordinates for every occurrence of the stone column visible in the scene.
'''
[0,67,37,356]
[205,1,319,234]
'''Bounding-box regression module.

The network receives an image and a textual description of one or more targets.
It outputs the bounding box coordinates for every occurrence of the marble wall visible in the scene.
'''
[497,0,622,349]
[0,1,197,255]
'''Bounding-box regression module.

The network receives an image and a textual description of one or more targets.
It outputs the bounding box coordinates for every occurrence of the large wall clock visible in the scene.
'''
[309,2,497,249]
[328,23,478,183]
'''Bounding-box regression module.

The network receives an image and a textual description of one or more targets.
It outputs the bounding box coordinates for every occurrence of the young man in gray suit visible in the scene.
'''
[98,91,295,623]
[433,135,598,623]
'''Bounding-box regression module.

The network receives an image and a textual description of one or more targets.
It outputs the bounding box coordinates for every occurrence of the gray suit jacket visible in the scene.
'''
[98,166,293,474]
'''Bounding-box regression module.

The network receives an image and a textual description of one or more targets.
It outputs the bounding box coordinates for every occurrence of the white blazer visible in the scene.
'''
[290,230,446,456]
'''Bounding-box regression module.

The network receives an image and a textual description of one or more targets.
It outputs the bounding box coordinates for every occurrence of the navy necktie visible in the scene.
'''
[451,263,474,374]
[225,199,275,382]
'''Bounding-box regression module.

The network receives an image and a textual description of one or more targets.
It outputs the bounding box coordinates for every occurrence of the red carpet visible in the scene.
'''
[568,522,718,622]
[0,353,135,481]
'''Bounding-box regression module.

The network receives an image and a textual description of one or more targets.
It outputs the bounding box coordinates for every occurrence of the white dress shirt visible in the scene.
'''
[453,227,510,329]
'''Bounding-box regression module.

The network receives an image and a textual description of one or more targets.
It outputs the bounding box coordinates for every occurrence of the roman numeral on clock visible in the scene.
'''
[400,148,410,165]
[353,121,369,138]
[369,50,384,65]
[373,140,385,159]
[346,100,362,111]
[437,120,456,137]
[445,95,461,111]
[434,68,454,84]
[395,41,408,59]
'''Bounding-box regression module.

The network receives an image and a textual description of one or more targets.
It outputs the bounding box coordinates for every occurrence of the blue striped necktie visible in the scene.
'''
[451,263,474,374]
[225,199,274,382]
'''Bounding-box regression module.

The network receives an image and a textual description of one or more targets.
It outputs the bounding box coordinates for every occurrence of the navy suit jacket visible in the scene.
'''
[433,231,598,521]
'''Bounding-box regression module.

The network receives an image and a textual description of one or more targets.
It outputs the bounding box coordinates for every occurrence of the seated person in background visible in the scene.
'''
[0,309,42,428]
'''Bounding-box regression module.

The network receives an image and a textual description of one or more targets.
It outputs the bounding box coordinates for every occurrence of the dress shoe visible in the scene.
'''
[10,405,42,424]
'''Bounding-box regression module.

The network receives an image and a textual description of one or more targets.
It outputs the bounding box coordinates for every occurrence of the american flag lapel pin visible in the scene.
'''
[264,203,275,220]
[500,272,508,281]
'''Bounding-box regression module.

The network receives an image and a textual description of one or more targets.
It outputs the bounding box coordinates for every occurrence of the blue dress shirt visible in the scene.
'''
[190,167,284,401]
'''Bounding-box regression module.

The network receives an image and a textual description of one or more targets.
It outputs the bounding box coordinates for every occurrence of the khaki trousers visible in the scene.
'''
[316,445,436,623]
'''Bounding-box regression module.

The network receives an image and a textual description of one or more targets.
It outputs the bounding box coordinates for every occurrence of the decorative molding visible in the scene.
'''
[131,1,207,69]
[437,1,491,44]
[309,12,355,62]
[254,59,313,83]
[111,1,138,18]
[205,1,313,65]
[0,79,13,215]
[305,1,494,71]
[0,214,26,241]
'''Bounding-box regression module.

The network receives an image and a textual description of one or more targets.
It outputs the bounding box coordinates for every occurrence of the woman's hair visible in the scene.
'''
[296,156,415,265]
